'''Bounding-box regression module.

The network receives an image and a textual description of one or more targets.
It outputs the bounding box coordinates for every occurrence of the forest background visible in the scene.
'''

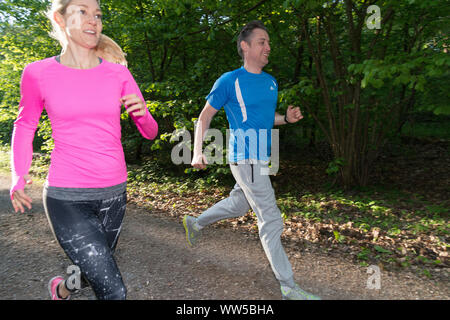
[0,0,448,281]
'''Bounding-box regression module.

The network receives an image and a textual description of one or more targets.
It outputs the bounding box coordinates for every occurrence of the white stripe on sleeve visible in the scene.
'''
[234,78,247,123]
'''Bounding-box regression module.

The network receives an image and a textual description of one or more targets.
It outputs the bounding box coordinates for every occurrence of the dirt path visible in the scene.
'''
[0,174,448,300]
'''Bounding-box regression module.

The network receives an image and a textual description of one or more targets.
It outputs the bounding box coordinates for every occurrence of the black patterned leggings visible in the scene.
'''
[43,192,127,300]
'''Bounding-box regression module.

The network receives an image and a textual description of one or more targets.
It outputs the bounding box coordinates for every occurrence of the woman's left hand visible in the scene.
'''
[121,94,147,117]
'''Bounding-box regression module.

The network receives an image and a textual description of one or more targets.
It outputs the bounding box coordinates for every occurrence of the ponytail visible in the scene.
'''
[95,34,128,66]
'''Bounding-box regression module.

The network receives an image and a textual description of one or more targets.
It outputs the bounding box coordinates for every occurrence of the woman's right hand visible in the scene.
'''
[11,175,33,213]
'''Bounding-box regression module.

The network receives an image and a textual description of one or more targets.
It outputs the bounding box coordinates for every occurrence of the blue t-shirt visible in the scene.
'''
[206,67,278,162]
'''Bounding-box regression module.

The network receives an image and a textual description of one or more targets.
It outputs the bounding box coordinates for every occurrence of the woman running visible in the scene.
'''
[10,0,158,300]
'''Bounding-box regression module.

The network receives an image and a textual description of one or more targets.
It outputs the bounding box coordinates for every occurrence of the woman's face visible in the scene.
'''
[56,0,102,49]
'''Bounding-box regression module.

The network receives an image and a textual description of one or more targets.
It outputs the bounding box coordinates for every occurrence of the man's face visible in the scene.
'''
[242,28,271,68]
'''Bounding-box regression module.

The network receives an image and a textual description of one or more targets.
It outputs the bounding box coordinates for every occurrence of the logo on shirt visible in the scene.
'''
[270,80,277,91]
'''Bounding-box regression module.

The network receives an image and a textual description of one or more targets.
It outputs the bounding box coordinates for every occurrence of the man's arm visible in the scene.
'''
[274,112,288,126]
[274,105,303,126]
[192,102,219,169]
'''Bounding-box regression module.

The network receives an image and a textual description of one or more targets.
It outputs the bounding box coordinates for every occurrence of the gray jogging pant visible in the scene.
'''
[197,161,295,287]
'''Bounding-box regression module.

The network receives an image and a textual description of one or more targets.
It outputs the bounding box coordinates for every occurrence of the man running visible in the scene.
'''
[183,20,320,300]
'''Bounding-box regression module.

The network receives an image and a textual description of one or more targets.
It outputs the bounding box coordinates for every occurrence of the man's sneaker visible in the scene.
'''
[281,284,321,300]
[48,276,70,300]
[183,215,201,247]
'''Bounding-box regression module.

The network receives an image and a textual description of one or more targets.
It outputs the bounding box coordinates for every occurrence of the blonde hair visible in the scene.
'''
[47,0,127,66]
[94,34,127,66]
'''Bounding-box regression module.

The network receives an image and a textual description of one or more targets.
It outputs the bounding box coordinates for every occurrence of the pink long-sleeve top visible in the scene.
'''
[10,57,158,199]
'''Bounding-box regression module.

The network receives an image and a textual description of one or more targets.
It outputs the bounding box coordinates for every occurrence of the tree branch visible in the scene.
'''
[150,0,269,43]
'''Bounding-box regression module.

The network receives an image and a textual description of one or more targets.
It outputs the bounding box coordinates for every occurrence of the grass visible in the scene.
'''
[277,188,448,236]
[276,188,448,266]
[0,145,9,170]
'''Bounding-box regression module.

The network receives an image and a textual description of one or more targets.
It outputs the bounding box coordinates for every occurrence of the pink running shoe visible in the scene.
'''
[48,276,70,300]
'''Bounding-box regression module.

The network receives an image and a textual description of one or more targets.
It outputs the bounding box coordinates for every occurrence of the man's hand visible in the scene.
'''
[191,153,208,170]
[285,105,303,124]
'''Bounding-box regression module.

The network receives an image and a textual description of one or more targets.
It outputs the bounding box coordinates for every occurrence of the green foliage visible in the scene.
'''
[326,158,345,176]
[0,0,449,187]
